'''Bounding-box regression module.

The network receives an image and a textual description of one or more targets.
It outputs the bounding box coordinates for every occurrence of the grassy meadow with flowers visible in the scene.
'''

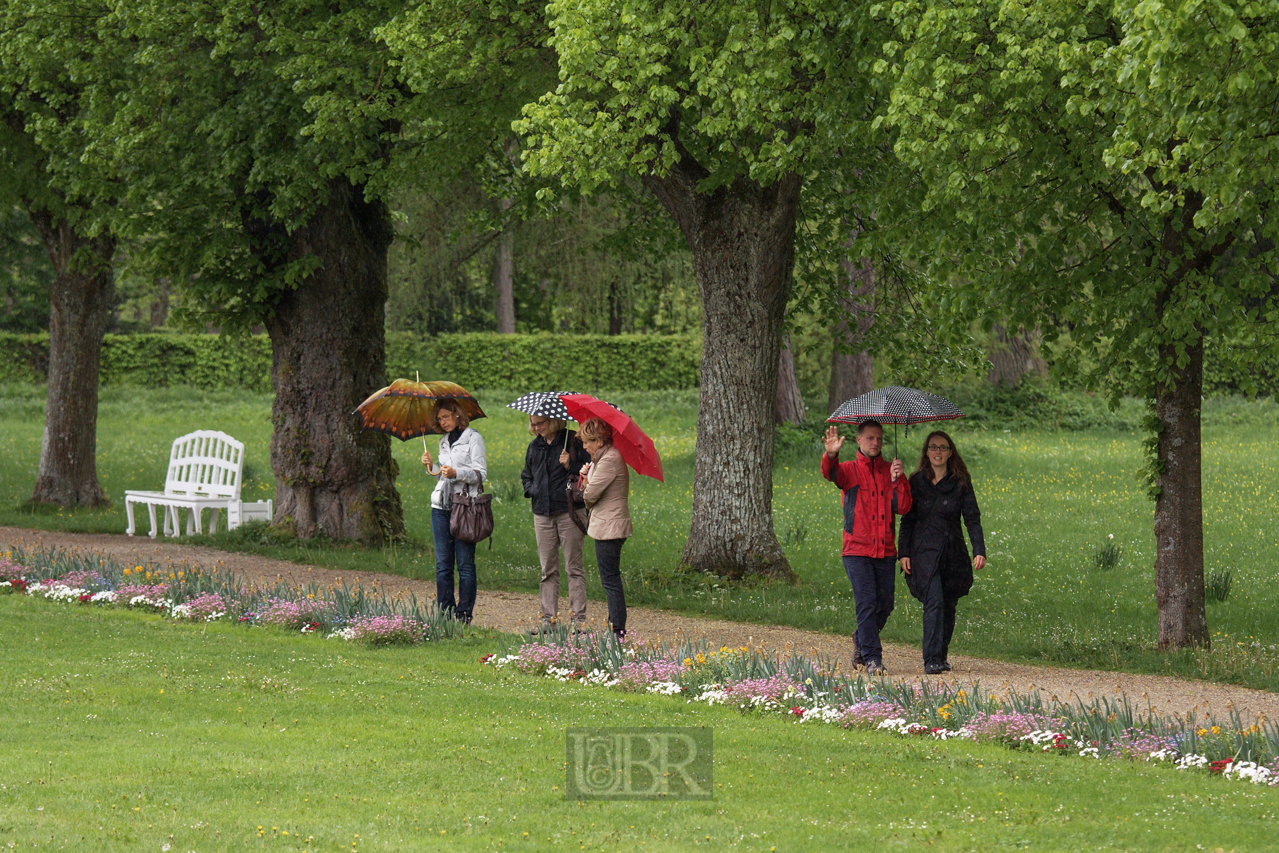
[2,383,1279,689]
[3,589,1279,853]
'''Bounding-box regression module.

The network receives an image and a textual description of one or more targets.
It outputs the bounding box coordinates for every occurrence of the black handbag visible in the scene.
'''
[450,480,494,545]
[566,478,590,535]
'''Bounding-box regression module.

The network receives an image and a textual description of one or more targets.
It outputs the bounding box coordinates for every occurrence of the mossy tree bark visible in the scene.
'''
[645,165,799,580]
[27,207,114,508]
[261,180,404,544]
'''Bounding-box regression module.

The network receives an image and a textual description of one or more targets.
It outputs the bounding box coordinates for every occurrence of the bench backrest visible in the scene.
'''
[164,431,244,499]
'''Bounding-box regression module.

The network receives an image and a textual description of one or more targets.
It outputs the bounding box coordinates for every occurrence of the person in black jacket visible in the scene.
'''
[521,414,591,632]
[898,430,987,674]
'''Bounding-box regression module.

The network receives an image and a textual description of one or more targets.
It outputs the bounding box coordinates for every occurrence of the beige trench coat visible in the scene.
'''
[582,445,633,540]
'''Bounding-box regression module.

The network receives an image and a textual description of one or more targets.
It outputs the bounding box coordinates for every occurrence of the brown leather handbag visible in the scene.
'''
[450,481,494,545]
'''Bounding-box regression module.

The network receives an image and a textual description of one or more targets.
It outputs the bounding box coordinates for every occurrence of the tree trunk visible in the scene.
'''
[493,137,518,334]
[27,208,114,508]
[775,335,805,424]
[987,324,1046,387]
[150,277,171,328]
[607,277,623,335]
[829,252,876,414]
[645,167,799,580]
[492,201,516,334]
[263,179,404,544]
[1153,336,1209,649]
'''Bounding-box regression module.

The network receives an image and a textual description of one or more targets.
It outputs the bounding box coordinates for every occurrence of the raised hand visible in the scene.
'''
[822,425,845,456]
[890,457,904,482]
[559,449,571,468]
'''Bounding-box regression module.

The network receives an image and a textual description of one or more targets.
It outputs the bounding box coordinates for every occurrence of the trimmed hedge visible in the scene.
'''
[0,332,702,391]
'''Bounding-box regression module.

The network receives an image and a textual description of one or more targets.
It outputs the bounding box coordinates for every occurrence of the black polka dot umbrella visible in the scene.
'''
[826,386,964,456]
[506,391,580,421]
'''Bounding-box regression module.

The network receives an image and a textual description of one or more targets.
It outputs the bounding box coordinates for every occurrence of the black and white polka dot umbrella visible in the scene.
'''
[506,391,580,421]
[826,386,964,427]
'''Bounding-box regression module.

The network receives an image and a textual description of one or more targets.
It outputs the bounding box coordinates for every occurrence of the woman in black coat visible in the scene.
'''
[521,415,591,632]
[897,430,986,675]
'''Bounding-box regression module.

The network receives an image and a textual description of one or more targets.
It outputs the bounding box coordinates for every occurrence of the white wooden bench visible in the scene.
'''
[125,430,273,538]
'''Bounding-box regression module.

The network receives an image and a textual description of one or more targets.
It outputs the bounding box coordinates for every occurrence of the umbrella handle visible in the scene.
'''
[422,434,441,475]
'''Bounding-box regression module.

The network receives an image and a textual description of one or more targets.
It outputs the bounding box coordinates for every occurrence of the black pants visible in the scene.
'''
[843,555,896,664]
[921,570,959,666]
[594,538,627,635]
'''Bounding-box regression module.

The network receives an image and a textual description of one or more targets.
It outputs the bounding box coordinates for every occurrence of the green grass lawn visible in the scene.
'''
[2,596,1277,853]
[2,384,1278,689]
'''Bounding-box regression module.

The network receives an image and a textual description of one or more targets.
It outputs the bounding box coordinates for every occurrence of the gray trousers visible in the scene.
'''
[534,512,587,624]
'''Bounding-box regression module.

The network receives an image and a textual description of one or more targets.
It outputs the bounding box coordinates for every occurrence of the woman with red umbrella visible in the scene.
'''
[578,417,633,641]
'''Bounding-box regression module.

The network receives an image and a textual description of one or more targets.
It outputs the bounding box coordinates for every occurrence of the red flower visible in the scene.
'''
[1209,759,1233,775]
[790,706,806,718]
[78,593,93,604]
[480,653,496,663]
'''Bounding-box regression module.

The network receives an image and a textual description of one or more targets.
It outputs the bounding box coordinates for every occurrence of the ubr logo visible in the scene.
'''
[565,727,713,800]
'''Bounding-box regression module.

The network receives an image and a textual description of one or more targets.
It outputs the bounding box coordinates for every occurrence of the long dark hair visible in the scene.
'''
[914,430,970,485]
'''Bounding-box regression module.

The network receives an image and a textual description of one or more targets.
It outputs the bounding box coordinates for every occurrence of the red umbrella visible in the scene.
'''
[559,394,664,482]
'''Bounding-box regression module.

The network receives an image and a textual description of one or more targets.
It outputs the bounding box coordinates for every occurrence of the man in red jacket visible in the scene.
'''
[821,420,912,675]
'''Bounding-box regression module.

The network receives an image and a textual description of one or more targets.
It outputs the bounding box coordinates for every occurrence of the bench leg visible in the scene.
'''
[126,500,137,536]
[208,507,220,535]
[148,504,160,539]
[163,506,177,537]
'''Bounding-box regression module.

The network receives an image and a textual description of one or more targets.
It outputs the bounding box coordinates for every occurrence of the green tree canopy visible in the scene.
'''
[515,0,897,578]
[882,0,1279,646]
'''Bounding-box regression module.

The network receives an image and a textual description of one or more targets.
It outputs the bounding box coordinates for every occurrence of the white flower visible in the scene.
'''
[90,591,117,604]
[798,704,846,724]
[582,669,620,687]
[44,585,88,603]
[1147,749,1178,763]
[1222,761,1275,785]
[1174,754,1210,770]
[646,681,684,695]
[326,628,357,641]
[692,686,730,706]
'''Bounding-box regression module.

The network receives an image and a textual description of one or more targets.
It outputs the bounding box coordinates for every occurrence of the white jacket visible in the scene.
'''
[430,427,488,510]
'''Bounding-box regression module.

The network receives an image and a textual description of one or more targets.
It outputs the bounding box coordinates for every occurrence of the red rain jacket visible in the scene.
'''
[821,450,913,558]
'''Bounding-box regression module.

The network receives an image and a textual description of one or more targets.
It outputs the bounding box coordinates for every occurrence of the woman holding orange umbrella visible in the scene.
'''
[353,379,488,623]
[421,399,487,624]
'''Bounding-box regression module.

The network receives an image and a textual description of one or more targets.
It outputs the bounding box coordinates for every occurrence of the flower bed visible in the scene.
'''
[484,631,1279,787]
[1,548,461,647]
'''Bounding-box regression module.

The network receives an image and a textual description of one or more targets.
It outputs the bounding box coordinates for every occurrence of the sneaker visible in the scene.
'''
[924,662,947,675]
[528,621,553,636]
[865,661,887,676]
[852,639,865,669]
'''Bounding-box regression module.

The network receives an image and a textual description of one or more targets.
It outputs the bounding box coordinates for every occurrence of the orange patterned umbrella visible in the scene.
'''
[353,379,485,440]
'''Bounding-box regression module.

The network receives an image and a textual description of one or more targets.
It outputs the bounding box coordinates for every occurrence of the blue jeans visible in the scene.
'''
[432,508,476,621]
[844,555,896,664]
[594,538,627,636]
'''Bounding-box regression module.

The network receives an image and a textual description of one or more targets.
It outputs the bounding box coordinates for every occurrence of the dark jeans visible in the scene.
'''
[432,507,477,621]
[921,570,959,666]
[844,555,896,664]
[594,538,627,635]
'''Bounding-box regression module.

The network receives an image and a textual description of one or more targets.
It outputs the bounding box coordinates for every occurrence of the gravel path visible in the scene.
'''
[5,525,1276,723]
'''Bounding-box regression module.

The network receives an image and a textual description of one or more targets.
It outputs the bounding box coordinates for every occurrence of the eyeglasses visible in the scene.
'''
[926,444,951,452]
